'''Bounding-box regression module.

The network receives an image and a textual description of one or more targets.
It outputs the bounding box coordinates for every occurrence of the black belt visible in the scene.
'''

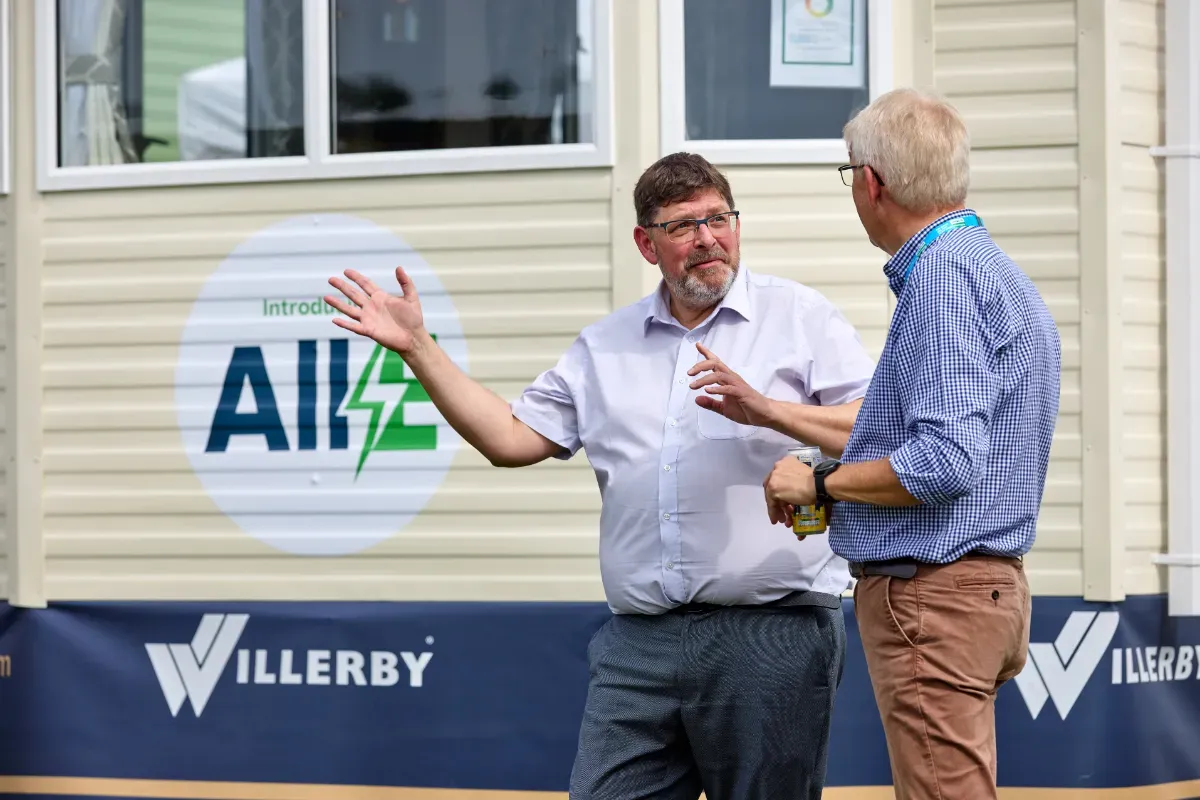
[848,550,1019,580]
[668,589,842,614]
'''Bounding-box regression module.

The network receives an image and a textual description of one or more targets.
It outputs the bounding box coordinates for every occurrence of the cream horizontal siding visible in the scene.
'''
[1118,0,1167,594]
[0,200,8,600]
[935,0,1082,594]
[40,170,613,601]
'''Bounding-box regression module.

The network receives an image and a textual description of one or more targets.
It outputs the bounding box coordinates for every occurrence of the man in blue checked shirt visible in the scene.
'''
[765,88,1062,800]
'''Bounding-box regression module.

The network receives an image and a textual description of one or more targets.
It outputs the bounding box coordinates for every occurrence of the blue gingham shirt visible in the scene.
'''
[829,209,1062,564]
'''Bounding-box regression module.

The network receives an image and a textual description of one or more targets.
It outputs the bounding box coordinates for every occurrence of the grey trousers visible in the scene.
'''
[569,593,846,800]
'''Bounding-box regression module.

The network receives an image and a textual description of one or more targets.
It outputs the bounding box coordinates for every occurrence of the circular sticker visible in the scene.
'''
[175,214,468,555]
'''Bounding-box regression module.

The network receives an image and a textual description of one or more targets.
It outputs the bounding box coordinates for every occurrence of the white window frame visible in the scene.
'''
[658,0,892,165]
[35,0,614,192]
[0,0,10,195]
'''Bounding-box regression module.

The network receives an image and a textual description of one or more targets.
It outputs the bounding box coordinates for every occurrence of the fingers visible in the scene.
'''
[324,293,363,321]
[330,315,365,335]
[686,359,720,377]
[695,395,724,414]
[696,342,718,362]
[689,372,723,390]
[343,268,382,297]
[769,495,792,527]
[689,368,742,391]
[395,266,419,300]
[328,276,368,308]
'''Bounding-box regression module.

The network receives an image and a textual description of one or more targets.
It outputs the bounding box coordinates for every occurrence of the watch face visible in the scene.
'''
[815,459,841,476]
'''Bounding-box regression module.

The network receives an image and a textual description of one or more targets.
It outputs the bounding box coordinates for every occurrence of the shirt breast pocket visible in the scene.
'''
[694,361,762,440]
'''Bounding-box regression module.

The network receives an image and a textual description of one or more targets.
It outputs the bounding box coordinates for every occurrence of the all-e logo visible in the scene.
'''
[145,614,435,718]
[175,215,469,555]
[1013,610,1200,721]
[206,334,440,478]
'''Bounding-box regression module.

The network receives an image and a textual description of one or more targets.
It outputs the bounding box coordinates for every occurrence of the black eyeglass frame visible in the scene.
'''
[838,164,885,187]
[643,210,741,238]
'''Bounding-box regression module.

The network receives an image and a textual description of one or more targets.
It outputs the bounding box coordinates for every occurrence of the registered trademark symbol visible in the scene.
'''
[425,636,434,646]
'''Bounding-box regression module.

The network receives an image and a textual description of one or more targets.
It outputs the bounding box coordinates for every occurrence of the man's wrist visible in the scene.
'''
[813,458,842,504]
[762,397,786,431]
[404,327,437,362]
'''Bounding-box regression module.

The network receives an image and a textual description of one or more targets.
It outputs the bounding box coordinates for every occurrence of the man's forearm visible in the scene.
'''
[825,458,922,507]
[402,330,558,467]
[765,398,862,458]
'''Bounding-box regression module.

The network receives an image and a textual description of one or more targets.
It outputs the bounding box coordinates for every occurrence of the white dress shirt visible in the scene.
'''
[511,266,876,614]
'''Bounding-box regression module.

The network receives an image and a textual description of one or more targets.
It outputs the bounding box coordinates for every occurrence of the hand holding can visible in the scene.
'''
[786,446,828,541]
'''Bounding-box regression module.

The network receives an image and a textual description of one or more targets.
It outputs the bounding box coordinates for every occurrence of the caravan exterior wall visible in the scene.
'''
[0,1,1194,797]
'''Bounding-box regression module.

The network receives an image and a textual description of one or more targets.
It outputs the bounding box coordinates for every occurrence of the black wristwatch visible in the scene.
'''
[813,459,841,506]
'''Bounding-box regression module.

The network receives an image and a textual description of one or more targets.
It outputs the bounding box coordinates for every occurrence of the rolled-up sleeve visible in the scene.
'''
[888,264,1004,504]
[511,335,588,460]
[801,296,876,406]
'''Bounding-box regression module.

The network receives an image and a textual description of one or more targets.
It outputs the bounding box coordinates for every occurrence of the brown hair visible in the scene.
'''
[632,152,735,227]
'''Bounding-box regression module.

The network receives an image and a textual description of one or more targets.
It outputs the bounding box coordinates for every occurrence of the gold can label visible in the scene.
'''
[787,445,828,538]
[793,502,827,535]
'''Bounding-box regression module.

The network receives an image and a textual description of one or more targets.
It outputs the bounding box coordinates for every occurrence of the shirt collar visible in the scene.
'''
[644,264,752,334]
[882,208,980,296]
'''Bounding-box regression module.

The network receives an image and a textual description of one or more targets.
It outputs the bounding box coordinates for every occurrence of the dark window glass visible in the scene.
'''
[682,0,870,141]
[331,0,593,154]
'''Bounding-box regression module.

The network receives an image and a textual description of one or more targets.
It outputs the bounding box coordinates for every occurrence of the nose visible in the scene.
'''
[694,223,718,248]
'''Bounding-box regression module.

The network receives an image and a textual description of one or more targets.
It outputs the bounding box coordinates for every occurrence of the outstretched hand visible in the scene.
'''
[687,343,776,428]
[325,266,426,355]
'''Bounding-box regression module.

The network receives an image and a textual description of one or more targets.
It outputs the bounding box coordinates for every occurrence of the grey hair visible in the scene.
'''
[843,88,971,214]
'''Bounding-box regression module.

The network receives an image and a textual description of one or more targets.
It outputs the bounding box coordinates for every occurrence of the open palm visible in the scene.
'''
[325,267,425,355]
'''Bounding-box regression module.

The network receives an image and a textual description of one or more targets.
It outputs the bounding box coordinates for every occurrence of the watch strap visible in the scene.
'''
[814,459,840,505]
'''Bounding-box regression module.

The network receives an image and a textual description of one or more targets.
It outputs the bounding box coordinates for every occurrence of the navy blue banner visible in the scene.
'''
[0,596,1197,795]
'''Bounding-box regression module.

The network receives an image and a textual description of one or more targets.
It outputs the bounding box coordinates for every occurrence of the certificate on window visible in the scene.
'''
[770,0,867,89]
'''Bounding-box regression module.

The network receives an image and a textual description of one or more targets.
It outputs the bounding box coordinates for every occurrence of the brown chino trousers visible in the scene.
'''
[853,553,1032,800]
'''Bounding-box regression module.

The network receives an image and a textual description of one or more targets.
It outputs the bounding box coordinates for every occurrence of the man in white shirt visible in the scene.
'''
[325,153,875,800]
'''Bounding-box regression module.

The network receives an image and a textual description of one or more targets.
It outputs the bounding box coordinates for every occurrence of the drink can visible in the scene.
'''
[787,445,827,538]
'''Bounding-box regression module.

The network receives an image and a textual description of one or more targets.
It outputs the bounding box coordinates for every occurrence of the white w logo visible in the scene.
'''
[145,614,248,718]
[1013,611,1119,720]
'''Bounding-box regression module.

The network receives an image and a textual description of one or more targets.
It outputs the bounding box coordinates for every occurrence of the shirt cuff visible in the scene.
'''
[511,401,580,460]
[888,445,957,506]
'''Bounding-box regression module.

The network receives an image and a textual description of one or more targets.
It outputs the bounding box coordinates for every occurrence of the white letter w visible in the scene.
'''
[1013,610,1119,720]
[145,614,249,718]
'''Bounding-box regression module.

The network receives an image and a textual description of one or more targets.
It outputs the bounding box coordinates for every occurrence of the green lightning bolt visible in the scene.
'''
[344,338,439,479]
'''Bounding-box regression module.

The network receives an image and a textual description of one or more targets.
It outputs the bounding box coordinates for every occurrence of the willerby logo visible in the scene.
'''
[1014,611,1118,720]
[145,614,435,718]
[174,215,469,555]
[1013,610,1200,721]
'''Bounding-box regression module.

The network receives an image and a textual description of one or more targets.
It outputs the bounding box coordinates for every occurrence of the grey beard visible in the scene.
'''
[666,261,738,310]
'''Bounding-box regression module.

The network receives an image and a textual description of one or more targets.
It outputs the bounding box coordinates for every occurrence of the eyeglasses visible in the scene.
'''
[645,211,740,242]
[838,164,885,187]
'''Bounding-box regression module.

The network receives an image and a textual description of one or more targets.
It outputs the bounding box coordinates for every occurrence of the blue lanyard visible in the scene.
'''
[902,214,983,284]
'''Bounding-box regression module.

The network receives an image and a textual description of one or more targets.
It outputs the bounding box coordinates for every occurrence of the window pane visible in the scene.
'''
[331,0,594,154]
[683,0,869,141]
[56,0,305,167]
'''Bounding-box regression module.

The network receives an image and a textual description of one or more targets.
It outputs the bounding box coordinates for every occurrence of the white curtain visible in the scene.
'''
[59,0,135,167]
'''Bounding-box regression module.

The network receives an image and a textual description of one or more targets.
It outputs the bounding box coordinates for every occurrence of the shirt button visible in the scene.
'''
[663,513,671,520]
[678,377,685,384]
[663,464,671,472]
[668,418,677,427]
[666,562,675,570]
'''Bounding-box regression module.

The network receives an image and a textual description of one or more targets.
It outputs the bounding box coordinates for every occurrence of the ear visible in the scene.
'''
[866,167,885,207]
[633,225,659,265]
